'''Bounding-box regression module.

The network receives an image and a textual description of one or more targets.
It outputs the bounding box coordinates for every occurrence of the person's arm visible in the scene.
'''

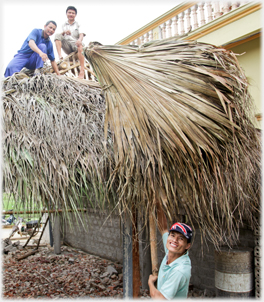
[63,30,71,36]
[28,40,48,62]
[156,200,168,235]
[51,60,61,76]
[75,33,84,47]
[148,275,166,299]
[61,24,68,36]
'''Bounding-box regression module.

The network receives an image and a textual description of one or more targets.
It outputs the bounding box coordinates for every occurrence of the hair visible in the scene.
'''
[66,6,77,14]
[45,20,57,27]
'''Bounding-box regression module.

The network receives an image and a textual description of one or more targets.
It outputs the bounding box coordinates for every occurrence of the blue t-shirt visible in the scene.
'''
[18,28,55,61]
[157,232,191,299]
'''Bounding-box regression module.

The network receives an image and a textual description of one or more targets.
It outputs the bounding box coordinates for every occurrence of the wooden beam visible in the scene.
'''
[2,209,88,215]
[132,206,140,298]
[122,210,133,298]
[149,207,158,276]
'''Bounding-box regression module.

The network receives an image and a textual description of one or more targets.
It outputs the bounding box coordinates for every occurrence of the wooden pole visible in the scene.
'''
[23,213,44,248]
[53,213,61,254]
[132,206,140,298]
[149,207,159,276]
[17,249,38,261]
[122,210,133,298]
[2,209,88,215]
[36,216,49,249]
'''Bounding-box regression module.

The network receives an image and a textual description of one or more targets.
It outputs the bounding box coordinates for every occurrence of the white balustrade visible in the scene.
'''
[162,22,167,39]
[206,2,213,22]
[145,32,149,42]
[192,5,199,30]
[132,1,243,46]
[223,2,231,13]
[199,2,206,26]
[179,12,185,35]
[173,16,179,36]
[167,19,172,38]
[231,2,239,9]
[149,30,153,41]
[213,2,222,18]
[186,8,191,32]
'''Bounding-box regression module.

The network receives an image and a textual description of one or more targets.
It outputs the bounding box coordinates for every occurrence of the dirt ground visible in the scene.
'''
[2,226,215,299]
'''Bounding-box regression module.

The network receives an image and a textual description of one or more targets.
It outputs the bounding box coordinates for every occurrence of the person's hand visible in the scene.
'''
[39,52,48,62]
[75,40,82,47]
[65,30,71,35]
[148,274,158,285]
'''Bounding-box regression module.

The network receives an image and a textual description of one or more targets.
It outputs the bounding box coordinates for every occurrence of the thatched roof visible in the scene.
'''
[2,73,115,225]
[84,38,261,247]
[2,37,261,247]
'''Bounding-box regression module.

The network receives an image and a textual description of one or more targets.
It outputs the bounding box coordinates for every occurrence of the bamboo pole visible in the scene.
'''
[2,208,88,215]
[149,207,159,276]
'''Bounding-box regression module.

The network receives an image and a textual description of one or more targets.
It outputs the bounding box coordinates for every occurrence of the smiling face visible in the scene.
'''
[66,9,76,23]
[43,23,57,38]
[166,231,191,259]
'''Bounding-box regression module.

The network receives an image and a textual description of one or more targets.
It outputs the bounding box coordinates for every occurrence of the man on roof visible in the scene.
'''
[4,21,60,77]
[54,6,86,79]
[148,201,193,299]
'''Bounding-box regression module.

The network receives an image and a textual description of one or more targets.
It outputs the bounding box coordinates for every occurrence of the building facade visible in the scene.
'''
[116,1,262,128]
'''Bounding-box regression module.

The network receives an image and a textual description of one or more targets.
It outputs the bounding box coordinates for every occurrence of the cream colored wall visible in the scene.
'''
[230,38,261,128]
[194,10,261,47]
[189,8,262,128]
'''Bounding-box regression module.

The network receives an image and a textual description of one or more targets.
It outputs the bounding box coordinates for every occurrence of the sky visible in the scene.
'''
[0,0,180,76]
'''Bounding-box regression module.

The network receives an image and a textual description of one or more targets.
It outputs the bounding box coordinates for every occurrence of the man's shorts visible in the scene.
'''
[55,33,84,55]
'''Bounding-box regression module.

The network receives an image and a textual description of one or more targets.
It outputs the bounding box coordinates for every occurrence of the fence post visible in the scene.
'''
[122,210,133,298]
[53,212,61,254]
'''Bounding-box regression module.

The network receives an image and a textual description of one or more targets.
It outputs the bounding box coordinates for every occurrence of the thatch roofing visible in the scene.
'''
[2,37,261,248]
[3,74,113,223]
[84,38,261,246]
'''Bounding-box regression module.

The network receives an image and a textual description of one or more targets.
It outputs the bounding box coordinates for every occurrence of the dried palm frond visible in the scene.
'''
[84,38,261,247]
[2,73,116,227]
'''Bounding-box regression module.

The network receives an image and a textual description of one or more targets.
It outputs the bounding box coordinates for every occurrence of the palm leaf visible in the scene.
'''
[2,74,115,225]
[84,38,261,247]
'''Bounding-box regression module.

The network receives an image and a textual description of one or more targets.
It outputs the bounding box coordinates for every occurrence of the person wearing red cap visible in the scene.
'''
[148,202,192,299]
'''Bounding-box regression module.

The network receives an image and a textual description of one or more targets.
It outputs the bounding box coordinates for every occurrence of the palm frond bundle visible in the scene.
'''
[2,74,115,224]
[84,38,261,247]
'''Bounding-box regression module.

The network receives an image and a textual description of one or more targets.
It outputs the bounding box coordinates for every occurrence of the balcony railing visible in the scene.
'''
[117,1,250,46]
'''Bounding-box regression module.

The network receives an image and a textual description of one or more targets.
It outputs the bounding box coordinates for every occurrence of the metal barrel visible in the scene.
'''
[214,247,254,297]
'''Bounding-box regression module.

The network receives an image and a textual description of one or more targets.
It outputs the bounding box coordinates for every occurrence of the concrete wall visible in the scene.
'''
[194,9,261,48]
[230,37,262,127]
[189,225,255,294]
[61,208,123,262]
[60,209,256,294]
